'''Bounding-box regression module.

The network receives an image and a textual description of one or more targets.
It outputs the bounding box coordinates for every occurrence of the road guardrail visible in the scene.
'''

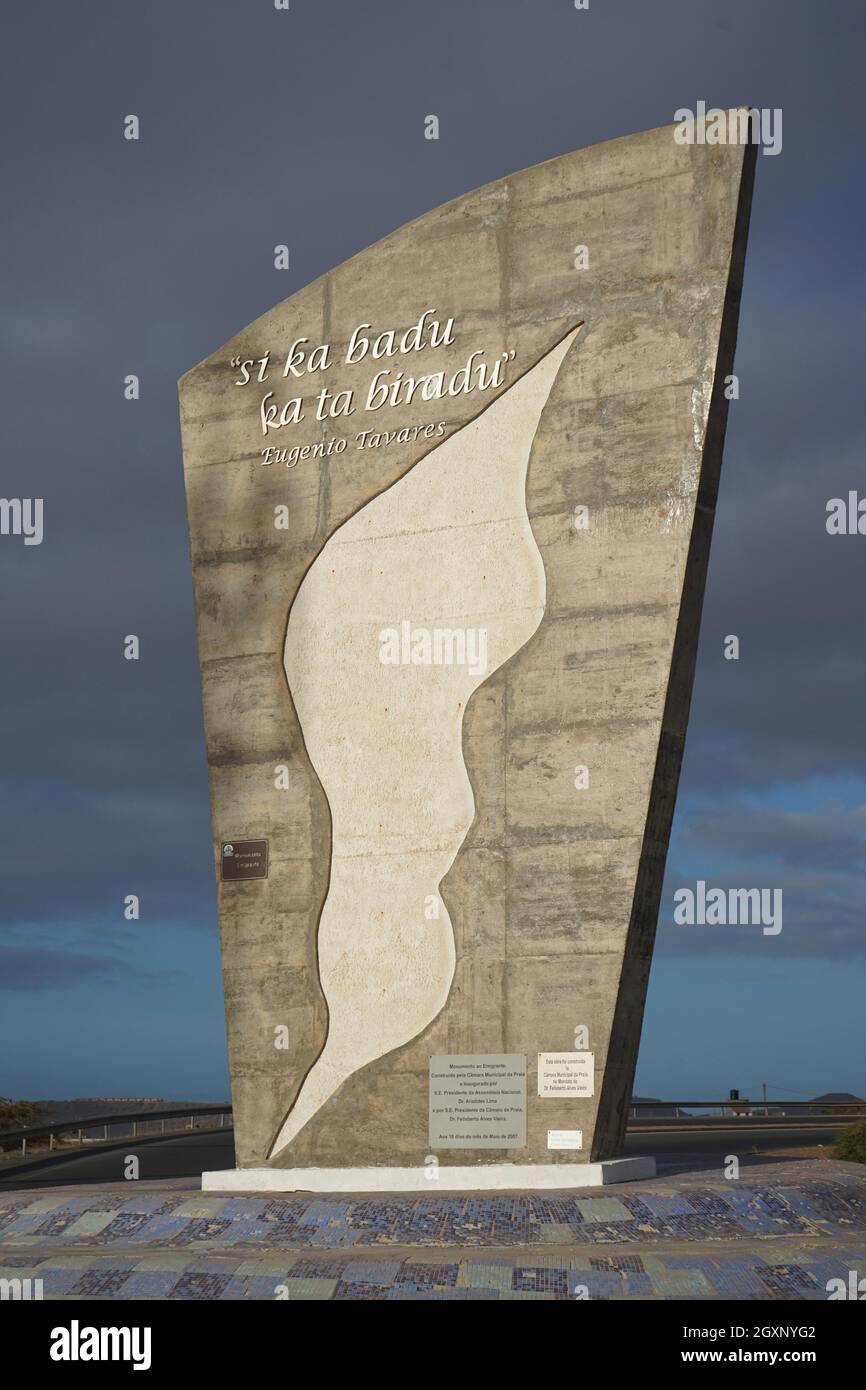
[0,1105,232,1158]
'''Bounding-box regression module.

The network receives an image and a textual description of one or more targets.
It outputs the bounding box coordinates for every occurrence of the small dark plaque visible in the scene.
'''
[220,839,268,881]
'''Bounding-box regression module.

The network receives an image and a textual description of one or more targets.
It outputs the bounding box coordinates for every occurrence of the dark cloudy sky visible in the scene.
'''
[1,1,863,1106]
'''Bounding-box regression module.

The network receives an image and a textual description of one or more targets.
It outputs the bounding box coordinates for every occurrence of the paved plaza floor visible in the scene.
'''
[2,1159,864,1301]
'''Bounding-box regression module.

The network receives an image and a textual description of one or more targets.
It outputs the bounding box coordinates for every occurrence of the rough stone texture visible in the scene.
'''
[179,118,754,1170]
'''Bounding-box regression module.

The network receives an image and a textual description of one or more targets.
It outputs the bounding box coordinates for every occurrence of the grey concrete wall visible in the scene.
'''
[179,118,754,1169]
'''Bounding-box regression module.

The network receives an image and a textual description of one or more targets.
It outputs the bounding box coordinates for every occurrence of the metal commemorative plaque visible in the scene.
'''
[429,1053,527,1149]
[220,839,269,881]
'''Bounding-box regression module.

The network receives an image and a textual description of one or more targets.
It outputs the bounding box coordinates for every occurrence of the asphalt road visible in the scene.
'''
[0,1130,237,1188]
[627,1123,844,1173]
[0,1123,847,1189]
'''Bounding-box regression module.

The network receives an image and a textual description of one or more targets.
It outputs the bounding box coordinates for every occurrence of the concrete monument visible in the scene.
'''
[179,115,755,1190]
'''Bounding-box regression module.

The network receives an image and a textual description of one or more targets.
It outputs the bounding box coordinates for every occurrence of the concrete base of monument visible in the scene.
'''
[202,1156,656,1193]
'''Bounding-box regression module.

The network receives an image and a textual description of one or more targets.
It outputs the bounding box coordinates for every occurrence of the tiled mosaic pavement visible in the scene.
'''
[2,1163,865,1300]
[3,1238,866,1300]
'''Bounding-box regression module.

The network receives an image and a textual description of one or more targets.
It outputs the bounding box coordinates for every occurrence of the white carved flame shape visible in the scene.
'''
[268,325,581,1160]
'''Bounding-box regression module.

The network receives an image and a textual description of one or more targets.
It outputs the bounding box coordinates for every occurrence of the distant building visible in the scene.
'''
[75,1097,164,1104]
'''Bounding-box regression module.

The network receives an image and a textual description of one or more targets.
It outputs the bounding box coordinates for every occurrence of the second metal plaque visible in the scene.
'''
[220,839,269,881]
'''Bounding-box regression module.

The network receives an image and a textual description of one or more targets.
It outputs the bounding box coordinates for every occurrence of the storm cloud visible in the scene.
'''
[1,0,863,1094]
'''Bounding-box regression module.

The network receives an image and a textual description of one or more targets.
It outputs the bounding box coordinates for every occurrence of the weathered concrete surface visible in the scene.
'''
[179,117,754,1171]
